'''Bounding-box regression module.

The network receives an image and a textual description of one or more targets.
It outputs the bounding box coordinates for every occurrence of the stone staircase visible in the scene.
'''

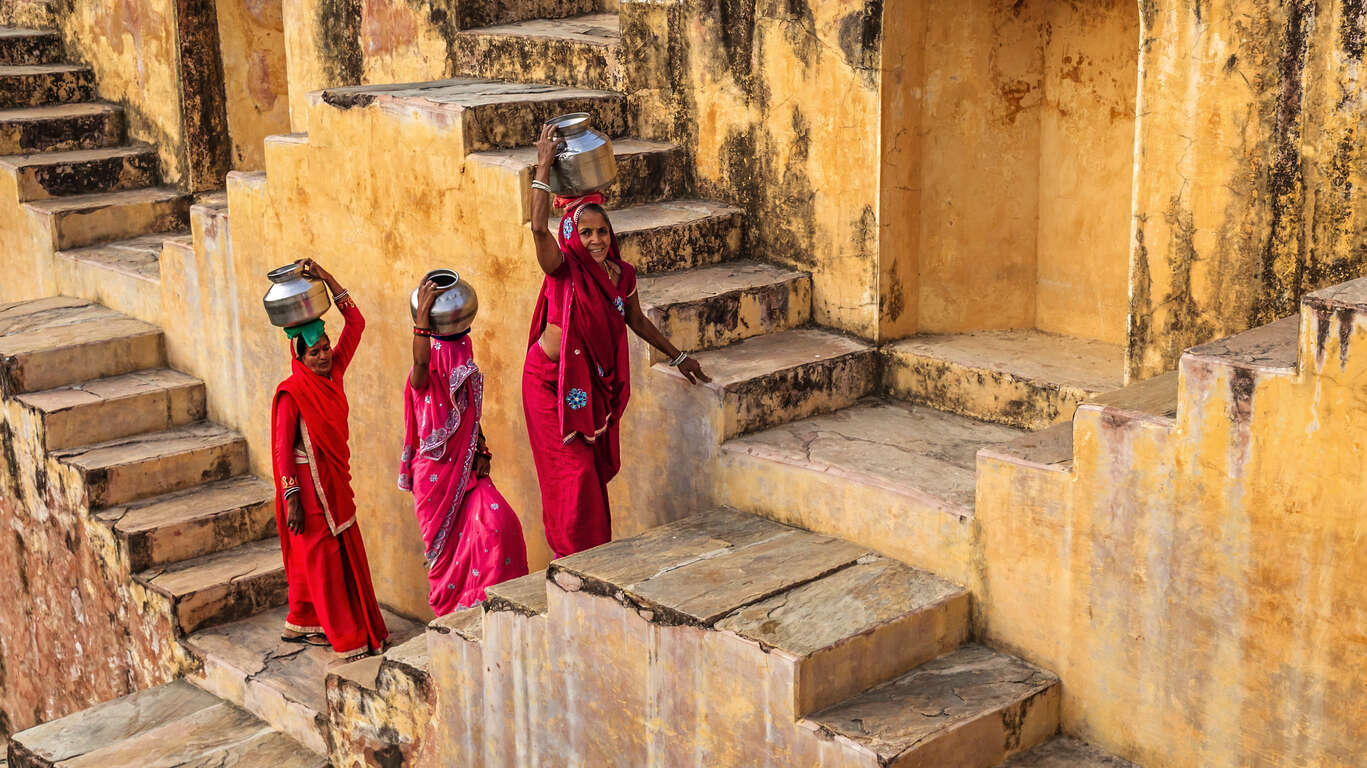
[0,298,324,764]
[0,27,191,299]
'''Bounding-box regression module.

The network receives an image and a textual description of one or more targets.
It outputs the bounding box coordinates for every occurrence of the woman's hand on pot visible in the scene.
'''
[474,452,492,479]
[298,258,337,289]
[286,495,306,535]
[535,123,558,170]
[677,356,711,385]
[416,280,441,326]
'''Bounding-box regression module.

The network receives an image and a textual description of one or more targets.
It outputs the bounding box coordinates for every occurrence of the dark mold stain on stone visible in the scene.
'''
[1313,304,1333,364]
[837,0,883,76]
[1336,307,1354,368]
[317,0,364,87]
[1229,366,1256,424]
[1342,0,1367,61]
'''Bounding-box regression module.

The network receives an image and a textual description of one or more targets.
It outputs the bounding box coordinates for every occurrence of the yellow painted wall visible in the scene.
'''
[216,0,292,170]
[975,286,1367,766]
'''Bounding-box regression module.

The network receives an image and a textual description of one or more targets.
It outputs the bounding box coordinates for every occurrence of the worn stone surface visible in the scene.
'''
[95,475,274,571]
[25,186,190,250]
[482,593,554,766]
[454,0,602,31]
[0,64,92,109]
[426,607,484,765]
[473,137,685,214]
[802,644,1059,768]
[55,232,169,284]
[0,102,123,154]
[53,421,247,508]
[0,143,160,201]
[978,422,1075,474]
[214,0,290,170]
[0,298,163,396]
[136,537,286,634]
[454,13,623,92]
[638,260,811,355]
[883,330,1125,430]
[1004,737,1138,767]
[565,199,743,274]
[670,328,877,439]
[1185,314,1299,372]
[327,634,436,768]
[484,568,548,616]
[0,28,61,66]
[17,367,203,450]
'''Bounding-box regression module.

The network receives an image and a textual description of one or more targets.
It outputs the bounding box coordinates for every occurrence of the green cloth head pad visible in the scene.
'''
[284,318,326,349]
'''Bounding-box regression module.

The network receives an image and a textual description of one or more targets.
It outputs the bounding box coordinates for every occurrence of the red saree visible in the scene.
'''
[271,298,388,658]
[522,197,637,558]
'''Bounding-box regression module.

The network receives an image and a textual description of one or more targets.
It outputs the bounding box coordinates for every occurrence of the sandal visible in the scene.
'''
[280,633,330,647]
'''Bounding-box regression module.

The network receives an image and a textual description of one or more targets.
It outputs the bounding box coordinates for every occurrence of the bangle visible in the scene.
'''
[413,326,432,337]
[668,351,688,367]
[332,289,350,302]
[531,179,553,194]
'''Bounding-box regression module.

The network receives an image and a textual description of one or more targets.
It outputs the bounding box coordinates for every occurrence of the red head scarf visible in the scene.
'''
[527,194,636,480]
[272,354,357,534]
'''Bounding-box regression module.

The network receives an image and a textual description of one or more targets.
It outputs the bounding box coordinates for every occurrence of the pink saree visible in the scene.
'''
[399,333,528,616]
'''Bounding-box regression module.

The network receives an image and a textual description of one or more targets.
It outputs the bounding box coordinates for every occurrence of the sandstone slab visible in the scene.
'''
[1003,737,1138,767]
[638,260,812,355]
[456,13,623,91]
[474,137,685,212]
[137,537,286,634]
[0,297,162,396]
[0,63,92,109]
[0,143,158,200]
[574,199,743,274]
[25,185,190,250]
[0,28,61,66]
[18,366,203,450]
[0,102,123,154]
[53,421,247,507]
[96,475,275,571]
[56,232,173,284]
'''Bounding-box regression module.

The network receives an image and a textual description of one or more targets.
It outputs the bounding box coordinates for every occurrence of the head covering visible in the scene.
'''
[284,318,326,350]
[526,194,635,481]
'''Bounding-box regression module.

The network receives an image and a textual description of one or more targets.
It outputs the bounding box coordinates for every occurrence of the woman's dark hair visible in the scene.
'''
[293,336,308,360]
[577,203,609,223]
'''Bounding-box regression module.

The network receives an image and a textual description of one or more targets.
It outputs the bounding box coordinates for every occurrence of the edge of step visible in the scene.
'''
[136,537,287,635]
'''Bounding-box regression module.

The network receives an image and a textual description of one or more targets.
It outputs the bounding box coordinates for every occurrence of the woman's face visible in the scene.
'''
[301,334,333,377]
[577,211,611,263]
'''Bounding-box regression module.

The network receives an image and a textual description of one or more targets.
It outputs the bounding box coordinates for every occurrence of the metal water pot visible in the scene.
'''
[262,263,330,328]
[546,112,617,196]
[410,269,478,336]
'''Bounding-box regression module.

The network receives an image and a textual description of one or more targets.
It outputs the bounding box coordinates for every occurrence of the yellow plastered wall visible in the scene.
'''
[216,0,292,170]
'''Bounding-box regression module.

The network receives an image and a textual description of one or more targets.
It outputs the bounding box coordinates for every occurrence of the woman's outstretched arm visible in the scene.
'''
[410,279,439,389]
[530,123,565,275]
[624,293,712,385]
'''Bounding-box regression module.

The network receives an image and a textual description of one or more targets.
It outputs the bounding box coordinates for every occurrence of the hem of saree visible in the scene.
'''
[561,413,612,445]
[284,622,324,633]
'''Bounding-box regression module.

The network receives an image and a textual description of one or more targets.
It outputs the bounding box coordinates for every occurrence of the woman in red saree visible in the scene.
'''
[271,259,388,659]
[522,124,711,558]
[400,279,529,617]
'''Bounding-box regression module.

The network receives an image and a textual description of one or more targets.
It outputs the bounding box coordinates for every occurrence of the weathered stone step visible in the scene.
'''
[426,607,484,764]
[474,137,685,211]
[95,475,276,572]
[185,605,425,755]
[0,63,92,109]
[557,199,743,275]
[56,231,171,284]
[0,101,123,154]
[0,142,159,200]
[724,397,1026,517]
[481,571,553,764]
[1184,313,1298,374]
[25,185,190,250]
[662,327,877,439]
[326,634,434,765]
[456,0,601,32]
[456,13,623,92]
[998,736,1138,767]
[638,260,812,355]
[316,78,625,154]
[0,28,63,66]
[0,297,162,396]
[53,421,247,508]
[799,644,1059,768]
[883,329,1125,431]
[16,367,203,451]
[6,680,328,768]
[137,537,286,635]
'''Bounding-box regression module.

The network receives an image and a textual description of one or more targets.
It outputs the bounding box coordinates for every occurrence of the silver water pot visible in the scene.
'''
[410,269,478,336]
[263,262,330,328]
[546,112,617,196]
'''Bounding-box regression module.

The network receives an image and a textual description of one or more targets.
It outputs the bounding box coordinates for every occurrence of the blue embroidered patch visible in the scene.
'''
[562,216,575,241]
[613,296,625,317]
[566,388,588,410]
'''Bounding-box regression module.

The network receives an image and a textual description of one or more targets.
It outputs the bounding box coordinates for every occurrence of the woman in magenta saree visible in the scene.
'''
[401,281,528,617]
[522,124,711,558]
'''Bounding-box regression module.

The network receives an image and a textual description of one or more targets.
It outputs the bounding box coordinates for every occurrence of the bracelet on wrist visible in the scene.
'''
[668,351,688,367]
[531,179,553,194]
[413,326,433,337]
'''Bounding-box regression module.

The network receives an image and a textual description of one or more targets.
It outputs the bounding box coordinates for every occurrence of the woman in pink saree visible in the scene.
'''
[400,280,528,616]
[522,123,710,558]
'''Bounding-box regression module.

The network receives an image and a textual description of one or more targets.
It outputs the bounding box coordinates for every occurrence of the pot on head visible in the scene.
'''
[411,269,478,336]
[263,262,330,328]
[545,112,617,196]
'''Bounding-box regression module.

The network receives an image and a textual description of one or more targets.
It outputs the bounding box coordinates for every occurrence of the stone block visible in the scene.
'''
[638,260,811,356]
[326,634,436,767]
[0,144,160,201]
[26,186,190,250]
[52,422,247,508]
[427,608,485,765]
[454,0,602,31]
[0,297,163,396]
[0,28,62,66]
[455,14,623,92]
[1003,737,1138,767]
[0,64,93,109]
[481,570,558,767]
[17,367,205,451]
[580,200,743,275]
[137,538,287,634]
[0,102,123,154]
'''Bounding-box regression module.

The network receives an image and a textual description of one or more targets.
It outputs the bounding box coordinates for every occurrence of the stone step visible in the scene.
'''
[555,199,743,275]
[0,28,63,66]
[0,142,159,200]
[316,78,625,154]
[637,260,812,355]
[1184,313,1299,374]
[473,137,685,212]
[137,537,286,635]
[185,605,425,756]
[0,101,123,154]
[455,13,623,92]
[455,0,602,32]
[799,644,1060,768]
[723,397,1026,516]
[998,736,1138,767]
[94,475,276,572]
[883,329,1125,431]
[660,327,877,439]
[0,63,93,109]
[56,231,172,284]
[15,367,204,451]
[481,570,553,765]
[0,297,163,396]
[6,680,328,768]
[25,185,190,250]
[326,634,434,765]
[426,608,485,764]
[52,421,248,508]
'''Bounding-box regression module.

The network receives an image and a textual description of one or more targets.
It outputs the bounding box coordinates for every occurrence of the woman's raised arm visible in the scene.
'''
[530,123,565,275]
